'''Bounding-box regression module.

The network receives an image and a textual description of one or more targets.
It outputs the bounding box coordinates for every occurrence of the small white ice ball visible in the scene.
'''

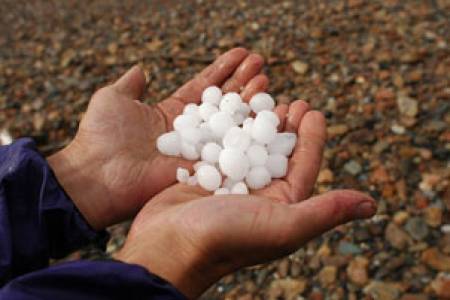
[179,127,202,145]
[208,112,236,138]
[222,177,237,190]
[176,167,190,183]
[196,165,222,192]
[214,188,230,195]
[183,103,199,116]
[202,86,222,106]
[231,182,249,194]
[201,142,222,163]
[242,118,254,135]
[174,115,200,131]
[187,176,198,186]
[156,131,181,156]
[232,113,246,126]
[198,103,219,121]
[257,110,280,127]
[181,142,200,160]
[238,102,251,116]
[246,166,271,189]
[194,161,210,171]
[219,148,250,181]
[246,144,269,167]
[199,122,215,142]
[222,127,251,152]
[251,116,277,144]
[267,133,297,156]
[249,92,275,113]
[219,92,242,114]
[266,154,288,178]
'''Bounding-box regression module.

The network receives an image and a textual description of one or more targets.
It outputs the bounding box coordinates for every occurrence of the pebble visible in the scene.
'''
[431,273,450,299]
[346,256,369,286]
[405,217,429,241]
[421,247,450,271]
[385,222,411,249]
[318,266,337,286]
[364,281,401,300]
[397,95,419,117]
[343,160,362,176]
[337,241,362,255]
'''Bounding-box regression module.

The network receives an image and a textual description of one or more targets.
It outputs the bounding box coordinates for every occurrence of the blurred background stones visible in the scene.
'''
[1,0,449,299]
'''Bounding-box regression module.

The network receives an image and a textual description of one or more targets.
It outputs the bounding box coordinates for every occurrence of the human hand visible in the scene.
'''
[115,103,377,298]
[48,48,268,230]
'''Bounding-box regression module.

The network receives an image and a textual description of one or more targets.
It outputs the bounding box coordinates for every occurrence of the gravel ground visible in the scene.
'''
[1,0,449,299]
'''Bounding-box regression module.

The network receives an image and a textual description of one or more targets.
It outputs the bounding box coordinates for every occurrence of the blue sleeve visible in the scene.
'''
[0,138,186,299]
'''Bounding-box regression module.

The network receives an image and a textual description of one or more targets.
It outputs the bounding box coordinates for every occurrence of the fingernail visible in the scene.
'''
[354,201,377,219]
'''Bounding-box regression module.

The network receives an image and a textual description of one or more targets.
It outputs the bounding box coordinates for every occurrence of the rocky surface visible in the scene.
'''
[1,0,449,299]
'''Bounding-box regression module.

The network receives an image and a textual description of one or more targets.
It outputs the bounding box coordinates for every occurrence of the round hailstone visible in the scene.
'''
[219,92,242,114]
[266,154,288,178]
[187,176,198,186]
[222,127,251,152]
[246,144,269,167]
[222,177,237,190]
[246,166,271,189]
[267,132,297,156]
[208,111,236,138]
[173,115,200,131]
[196,165,222,192]
[181,142,200,160]
[179,127,202,145]
[249,92,275,113]
[176,167,190,183]
[202,86,222,106]
[214,187,230,195]
[199,122,215,142]
[232,113,246,126]
[257,110,280,127]
[183,103,199,116]
[238,102,251,116]
[251,115,277,144]
[242,118,254,135]
[219,148,250,181]
[198,102,219,121]
[231,182,249,194]
[201,142,222,163]
[156,131,181,156]
[193,161,210,171]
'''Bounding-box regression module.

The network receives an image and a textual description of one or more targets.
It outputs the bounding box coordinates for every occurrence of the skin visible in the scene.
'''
[48,48,377,299]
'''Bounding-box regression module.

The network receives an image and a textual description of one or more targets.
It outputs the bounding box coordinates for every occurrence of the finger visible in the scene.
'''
[240,74,269,102]
[221,53,264,93]
[113,65,147,100]
[273,104,289,131]
[284,100,310,132]
[172,48,249,102]
[286,111,327,201]
[289,190,376,245]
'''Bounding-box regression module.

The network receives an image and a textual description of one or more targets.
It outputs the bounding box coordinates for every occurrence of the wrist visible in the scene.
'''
[48,141,109,230]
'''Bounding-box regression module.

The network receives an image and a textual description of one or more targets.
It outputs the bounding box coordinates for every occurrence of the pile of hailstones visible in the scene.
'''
[156,86,297,195]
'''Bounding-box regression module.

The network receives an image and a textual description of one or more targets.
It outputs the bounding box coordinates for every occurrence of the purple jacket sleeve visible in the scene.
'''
[0,138,186,299]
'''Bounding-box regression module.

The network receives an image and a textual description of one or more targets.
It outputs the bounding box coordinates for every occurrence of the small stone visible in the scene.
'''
[397,95,419,117]
[405,217,429,241]
[393,211,410,225]
[291,60,309,75]
[347,256,369,286]
[343,160,362,176]
[327,124,349,138]
[364,281,401,300]
[318,266,337,286]
[317,168,334,184]
[385,222,411,249]
[400,294,429,300]
[266,278,306,300]
[337,241,362,255]
[424,207,442,227]
[431,273,450,299]
[421,248,450,271]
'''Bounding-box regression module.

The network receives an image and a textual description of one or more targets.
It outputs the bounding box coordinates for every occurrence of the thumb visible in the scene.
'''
[290,190,377,245]
[113,65,147,100]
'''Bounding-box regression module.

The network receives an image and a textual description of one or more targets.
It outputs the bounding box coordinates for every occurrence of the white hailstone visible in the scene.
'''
[222,177,237,190]
[201,142,222,163]
[179,127,202,145]
[251,115,277,144]
[231,181,249,194]
[156,131,181,156]
[193,161,210,171]
[198,102,219,121]
[187,175,198,186]
[219,148,250,181]
[219,92,242,114]
[183,103,199,116]
[202,86,222,106]
[222,127,251,152]
[232,113,246,126]
[199,122,215,142]
[238,102,251,116]
[246,144,269,167]
[266,154,288,178]
[267,133,297,156]
[214,188,230,195]
[242,117,254,135]
[173,115,200,131]
[257,110,280,127]
[246,166,271,189]
[208,111,236,138]
[196,165,222,192]
[176,167,190,183]
[249,92,275,113]
[181,142,200,160]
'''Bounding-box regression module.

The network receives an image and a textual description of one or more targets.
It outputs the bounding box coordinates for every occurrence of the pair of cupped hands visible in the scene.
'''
[48,48,376,299]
